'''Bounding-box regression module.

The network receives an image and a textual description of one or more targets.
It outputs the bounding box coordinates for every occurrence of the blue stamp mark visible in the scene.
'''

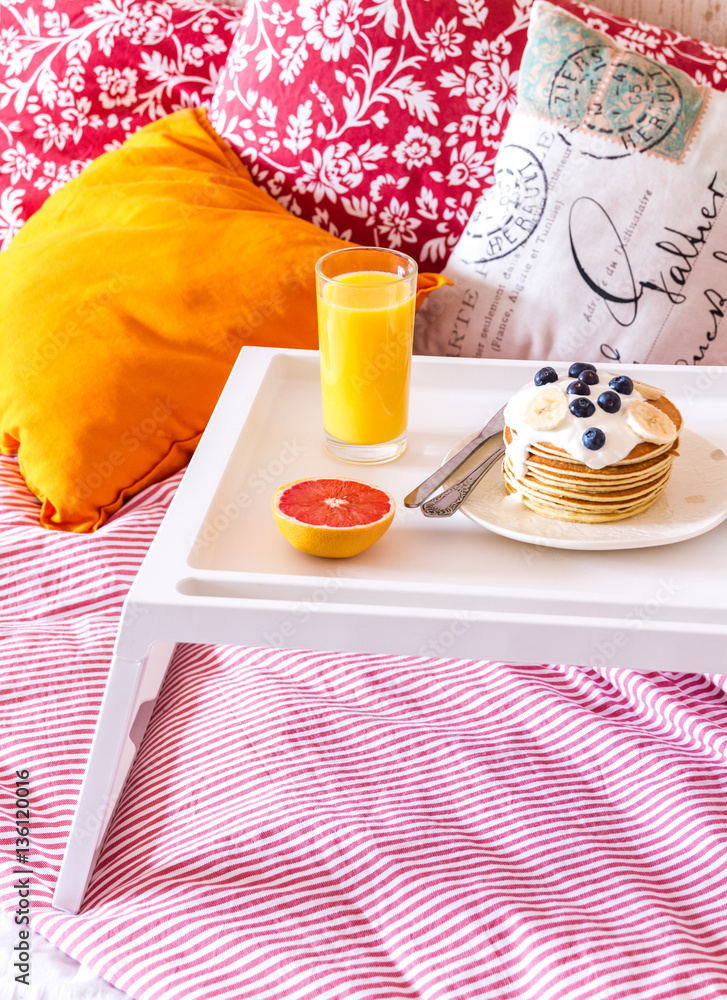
[459,145,547,262]
[520,4,708,163]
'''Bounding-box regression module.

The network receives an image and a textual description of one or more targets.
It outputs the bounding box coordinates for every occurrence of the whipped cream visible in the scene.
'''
[503,370,649,475]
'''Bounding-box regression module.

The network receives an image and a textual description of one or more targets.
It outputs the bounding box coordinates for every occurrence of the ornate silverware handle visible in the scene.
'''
[421,446,505,518]
[403,405,506,508]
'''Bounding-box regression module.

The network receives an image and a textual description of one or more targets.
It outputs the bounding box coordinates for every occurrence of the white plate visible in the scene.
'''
[447,428,727,550]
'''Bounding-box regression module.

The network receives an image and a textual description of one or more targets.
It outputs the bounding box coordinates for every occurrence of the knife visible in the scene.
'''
[403,404,506,508]
[420,443,506,517]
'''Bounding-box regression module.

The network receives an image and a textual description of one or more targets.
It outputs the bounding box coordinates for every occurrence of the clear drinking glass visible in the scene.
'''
[316,247,418,464]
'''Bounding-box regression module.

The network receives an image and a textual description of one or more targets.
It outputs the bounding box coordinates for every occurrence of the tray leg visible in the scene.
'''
[52,640,175,914]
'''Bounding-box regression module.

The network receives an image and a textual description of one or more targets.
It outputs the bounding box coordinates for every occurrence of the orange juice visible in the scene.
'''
[318,270,416,445]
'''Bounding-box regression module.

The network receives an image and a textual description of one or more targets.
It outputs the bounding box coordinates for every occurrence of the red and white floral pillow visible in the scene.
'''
[209,0,727,270]
[209,0,533,268]
[0,0,243,248]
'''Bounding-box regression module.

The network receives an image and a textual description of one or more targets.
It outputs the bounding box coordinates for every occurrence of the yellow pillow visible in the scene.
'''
[0,108,447,531]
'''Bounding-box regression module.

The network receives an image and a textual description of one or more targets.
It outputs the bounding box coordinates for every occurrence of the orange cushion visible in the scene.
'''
[0,108,447,531]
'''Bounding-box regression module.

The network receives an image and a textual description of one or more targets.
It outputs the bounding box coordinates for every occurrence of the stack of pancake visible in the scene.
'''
[502,371,682,523]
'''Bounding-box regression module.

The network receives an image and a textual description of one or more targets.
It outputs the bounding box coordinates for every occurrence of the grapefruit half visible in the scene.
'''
[272,478,396,558]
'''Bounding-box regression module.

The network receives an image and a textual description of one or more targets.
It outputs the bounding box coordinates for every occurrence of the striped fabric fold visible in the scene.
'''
[1,454,727,1000]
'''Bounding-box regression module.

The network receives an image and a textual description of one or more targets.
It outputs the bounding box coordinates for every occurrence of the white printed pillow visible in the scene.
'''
[414,0,727,368]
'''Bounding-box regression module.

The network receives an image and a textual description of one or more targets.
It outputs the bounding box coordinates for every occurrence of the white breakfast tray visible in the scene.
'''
[53,349,727,914]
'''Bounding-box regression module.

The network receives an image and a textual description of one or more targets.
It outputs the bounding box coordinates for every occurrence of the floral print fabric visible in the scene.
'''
[3,0,727,260]
[559,0,727,86]
[0,0,243,248]
[210,0,727,269]
[210,0,532,267]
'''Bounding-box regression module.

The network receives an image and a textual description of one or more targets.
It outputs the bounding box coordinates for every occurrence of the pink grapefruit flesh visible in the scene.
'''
[272,478,396,558]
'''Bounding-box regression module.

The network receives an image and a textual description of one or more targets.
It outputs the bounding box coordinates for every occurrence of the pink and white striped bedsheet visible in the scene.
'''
[1,452,727,1000]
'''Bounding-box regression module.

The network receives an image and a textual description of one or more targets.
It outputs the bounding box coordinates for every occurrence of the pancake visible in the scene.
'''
[501,366,681,523]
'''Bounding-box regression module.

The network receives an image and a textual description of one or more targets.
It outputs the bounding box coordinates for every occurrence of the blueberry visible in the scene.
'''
[570,397,595,418]
[567,380,591,395]
[568,362,597,378]
[609,375,634,395]
[597,390,621,413]
[579,369,599,385]
[534,366,559,386]
[583,427,606,451]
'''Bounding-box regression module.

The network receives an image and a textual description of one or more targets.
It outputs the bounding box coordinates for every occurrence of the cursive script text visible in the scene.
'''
[568,172,725,327]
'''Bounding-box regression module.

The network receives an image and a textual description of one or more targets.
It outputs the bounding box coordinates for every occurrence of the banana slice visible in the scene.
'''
[631,380,665,400]
[523,386,568,430]
[626,400,677,444]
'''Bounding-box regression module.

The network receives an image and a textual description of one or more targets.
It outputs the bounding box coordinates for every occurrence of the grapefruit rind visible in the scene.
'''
[272,478,396,558]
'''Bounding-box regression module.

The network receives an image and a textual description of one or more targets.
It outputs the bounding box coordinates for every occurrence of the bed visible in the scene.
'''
[1,1,727,998]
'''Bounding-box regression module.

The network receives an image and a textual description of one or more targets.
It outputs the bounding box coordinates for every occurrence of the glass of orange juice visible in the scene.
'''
[316,247,418,464]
